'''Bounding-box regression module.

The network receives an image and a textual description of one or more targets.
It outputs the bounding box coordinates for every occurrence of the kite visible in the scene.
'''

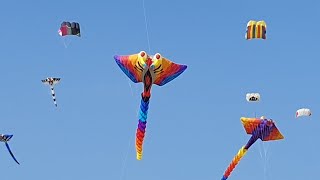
[58,21,81,37]
[221,116,284,180]
[114,51,187,160]
[42,77,61,107]
[0,134,20,164]
[296,108,311,118]
[245,20,266,40]
[246,93,260,102]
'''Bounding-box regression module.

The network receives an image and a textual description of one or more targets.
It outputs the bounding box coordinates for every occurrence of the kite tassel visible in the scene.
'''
[221,146,247,180]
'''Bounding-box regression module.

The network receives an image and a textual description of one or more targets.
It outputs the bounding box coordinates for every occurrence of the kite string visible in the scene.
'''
[119,1,151,178]
[142,0,151,52]
[63,39,68,48]
[62,37,72,49]
[119,134,132,180]
[263,142,270,180]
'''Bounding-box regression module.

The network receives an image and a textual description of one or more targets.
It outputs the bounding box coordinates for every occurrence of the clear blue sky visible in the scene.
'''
[0,0,319,179]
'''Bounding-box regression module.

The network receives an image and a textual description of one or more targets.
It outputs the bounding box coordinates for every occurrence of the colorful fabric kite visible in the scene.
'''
[221,116,284,180]
[42,77,61,107]
[0,134,19,164]
[58,21,81,37]
[114,51,187,160]
[245,20,266,40]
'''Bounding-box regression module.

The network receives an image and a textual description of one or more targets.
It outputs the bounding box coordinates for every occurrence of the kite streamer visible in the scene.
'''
[222,146,247,180]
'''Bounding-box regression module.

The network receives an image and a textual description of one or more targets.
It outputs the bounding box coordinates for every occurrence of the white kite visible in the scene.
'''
[296,108,311,118]
[246,93,260,102]
[42,77,61,107]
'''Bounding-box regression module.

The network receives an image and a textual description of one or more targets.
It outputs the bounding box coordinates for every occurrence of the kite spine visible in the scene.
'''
[221,146,247,180]
[135,94,150,160]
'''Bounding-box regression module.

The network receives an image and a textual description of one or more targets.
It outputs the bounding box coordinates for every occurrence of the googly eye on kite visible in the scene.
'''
[139,51,146,58]
[153,53,161,60]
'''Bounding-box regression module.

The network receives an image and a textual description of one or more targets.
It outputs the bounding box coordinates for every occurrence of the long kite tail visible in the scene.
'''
[221,146,248,180]
[5,142,20,165]
[50,86,57,107]
[135,95,150,160]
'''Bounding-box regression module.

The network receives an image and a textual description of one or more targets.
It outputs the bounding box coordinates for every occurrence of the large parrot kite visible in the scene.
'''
[114,51,187,160]
[221,116,284,180]
[0,134,19,164]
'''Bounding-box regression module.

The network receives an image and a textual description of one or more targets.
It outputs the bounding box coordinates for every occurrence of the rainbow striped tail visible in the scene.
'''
[135,95,150,160]
[221,146,248,180]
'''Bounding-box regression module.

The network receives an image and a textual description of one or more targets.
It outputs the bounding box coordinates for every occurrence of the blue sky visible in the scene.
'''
[0,0,319,179]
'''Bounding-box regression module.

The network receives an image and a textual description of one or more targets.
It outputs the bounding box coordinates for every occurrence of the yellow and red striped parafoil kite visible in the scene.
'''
[245,20,266,40]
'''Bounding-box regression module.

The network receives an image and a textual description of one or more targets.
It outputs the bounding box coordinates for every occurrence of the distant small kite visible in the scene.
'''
[296,108,311,118]
[246,93,260,102]
[58,21,81,37]
[245,20,266,40]
[42,77,61,107]
[0,134,19,164]
[221,116,284,180]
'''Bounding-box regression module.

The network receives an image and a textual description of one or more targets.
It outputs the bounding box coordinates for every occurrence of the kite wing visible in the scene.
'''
[151,54,187,86]
[241,117,262,134]
[114,53,145,83]
[262,124,284,141]
[52,78,61,85]
[41,79,50,85]
[0,134,13,142]
[5,142,20,165]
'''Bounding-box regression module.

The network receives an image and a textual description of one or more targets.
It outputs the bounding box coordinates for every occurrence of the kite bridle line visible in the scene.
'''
[254,104,270,180]
[142,0,151,52]
[251,116,271,180]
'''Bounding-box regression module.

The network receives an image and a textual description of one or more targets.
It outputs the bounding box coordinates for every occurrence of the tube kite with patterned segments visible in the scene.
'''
[221,117,284,180]
[114,51,187,160]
